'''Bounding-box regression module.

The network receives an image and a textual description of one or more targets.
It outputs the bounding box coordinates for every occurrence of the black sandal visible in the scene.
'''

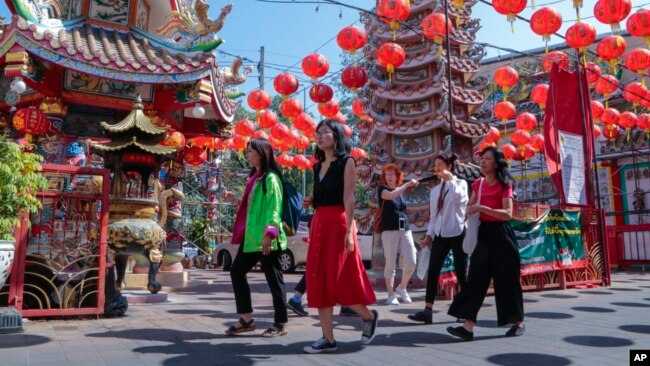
[225,318,256,335]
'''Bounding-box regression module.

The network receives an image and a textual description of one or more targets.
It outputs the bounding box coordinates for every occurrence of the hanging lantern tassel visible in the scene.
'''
[437,44,443,62]
[391,21,398,41]
[387,64,394,82]
[531,0,535,9]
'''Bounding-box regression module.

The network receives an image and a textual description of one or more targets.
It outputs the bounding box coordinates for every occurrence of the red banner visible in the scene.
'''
[543,64,595,206]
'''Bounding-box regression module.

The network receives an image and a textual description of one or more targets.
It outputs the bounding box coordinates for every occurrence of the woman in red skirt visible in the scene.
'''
[303,120,378,354]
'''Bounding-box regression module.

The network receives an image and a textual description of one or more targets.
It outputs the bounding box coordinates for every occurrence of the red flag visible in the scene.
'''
[543,64,595,206]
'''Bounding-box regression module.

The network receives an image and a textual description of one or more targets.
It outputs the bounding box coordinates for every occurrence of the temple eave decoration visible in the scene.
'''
[91,136,176,155]
[100,98,169,134]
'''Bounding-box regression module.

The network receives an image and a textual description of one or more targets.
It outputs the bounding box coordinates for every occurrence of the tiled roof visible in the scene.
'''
[13,17,215,78]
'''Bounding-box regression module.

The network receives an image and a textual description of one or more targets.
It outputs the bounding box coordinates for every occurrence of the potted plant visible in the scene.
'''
[0,135,48,288]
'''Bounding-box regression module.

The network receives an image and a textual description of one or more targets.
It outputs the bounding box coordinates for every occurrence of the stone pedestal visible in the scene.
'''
[124,271,189,291]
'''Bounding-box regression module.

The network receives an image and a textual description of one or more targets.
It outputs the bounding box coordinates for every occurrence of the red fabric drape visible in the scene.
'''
[543,64,595,206]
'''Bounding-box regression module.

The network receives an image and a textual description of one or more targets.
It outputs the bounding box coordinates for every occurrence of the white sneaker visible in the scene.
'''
[385,295,399,305]
[396,287,412,303]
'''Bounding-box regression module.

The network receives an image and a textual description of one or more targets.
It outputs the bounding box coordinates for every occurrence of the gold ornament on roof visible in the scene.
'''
[100,95,168,135]
[39,97,68,117]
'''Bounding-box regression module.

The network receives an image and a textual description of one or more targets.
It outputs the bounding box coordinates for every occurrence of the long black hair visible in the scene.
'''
[434,152,458,174]
[479,146,512,188]
[314,120,351,162]
[246,138,283,193]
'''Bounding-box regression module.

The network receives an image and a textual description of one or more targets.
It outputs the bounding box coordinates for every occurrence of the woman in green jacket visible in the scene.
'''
[225,138,288,337]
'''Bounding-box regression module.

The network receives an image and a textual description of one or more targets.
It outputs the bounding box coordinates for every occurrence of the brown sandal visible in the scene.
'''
[261,323,287,338]
[225,318,256,335]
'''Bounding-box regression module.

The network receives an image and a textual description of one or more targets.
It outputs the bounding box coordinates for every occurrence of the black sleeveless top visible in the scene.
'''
[312,155,351,208]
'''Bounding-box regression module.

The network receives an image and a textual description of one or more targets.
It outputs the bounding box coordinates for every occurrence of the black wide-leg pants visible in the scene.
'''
[448,221,524,327]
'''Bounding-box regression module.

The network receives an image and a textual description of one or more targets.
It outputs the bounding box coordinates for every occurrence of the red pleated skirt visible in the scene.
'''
[306,205,376,308]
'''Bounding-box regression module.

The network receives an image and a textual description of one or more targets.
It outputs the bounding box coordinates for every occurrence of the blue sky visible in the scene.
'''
[0,0,643,114]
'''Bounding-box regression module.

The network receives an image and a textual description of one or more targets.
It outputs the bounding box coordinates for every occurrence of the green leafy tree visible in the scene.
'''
[0,135,49,240]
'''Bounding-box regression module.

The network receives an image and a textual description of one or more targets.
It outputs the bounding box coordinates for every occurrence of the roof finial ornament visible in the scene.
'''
[134,94,144,110]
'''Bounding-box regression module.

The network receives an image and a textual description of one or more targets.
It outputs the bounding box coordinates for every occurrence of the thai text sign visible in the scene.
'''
[510,209,587,275]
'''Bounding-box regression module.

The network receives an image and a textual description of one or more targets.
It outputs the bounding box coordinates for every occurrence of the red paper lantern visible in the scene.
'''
[273,72,299,98]
[530,84,549,109]
[421,13,453,45]
[376,0,410,38]
[232,135,249,152]
[601,108,621,126]
[247,89,271,111]
[485,126,501,144]
[511,129,531,146]
[593,124,602,139]
[12,107,50,141]
[235,119,255,137]
[270,123,290,140]
[530,7,562,44]
[592,101,605,121]
[337,26,368,53]
[280,98,303,121]
[530,134,545,152]
[594,0,632,31]
[376,43,406,82]
[293,113,313,131]
[637,113,650,135]
[258,109,278,129]
[586,62,602,85]
[159,128,185,148]
[492,0,527,23]
[515,113,537,131]
[318,100,340,118]
[542,51,569,72]
[295,135,310,151]
[594,74,619,97]
[626,9,650,47]
[333,112,346,124]
[494,101,516,121]
[183,146,207,166]
[596,35,627,70]
[276,153,293,168]
[352,99,365,118]
[351,147,367,159]
[603,125,620,141]
[341,66,368,92]
[293,154,311,170]
[494,66,519,95]
[618,111,638,132]
[501,143,517,161]
[565,22,597,54]
[624,82,647,105]
[309,83,334,104]
[624,49,650,74]
[520,144,536,161]
[252,130,269,140]
[301,53,330,80]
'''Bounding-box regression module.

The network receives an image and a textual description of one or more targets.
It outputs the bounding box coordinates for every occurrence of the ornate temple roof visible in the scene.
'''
[5,17,216,83]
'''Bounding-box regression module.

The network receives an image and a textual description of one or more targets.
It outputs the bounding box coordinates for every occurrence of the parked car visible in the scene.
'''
[212,221,309,273]
[213,214,373,271]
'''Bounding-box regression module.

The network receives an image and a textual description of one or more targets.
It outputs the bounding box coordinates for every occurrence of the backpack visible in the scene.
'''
[261,172,303,237]
[281,181,303,237]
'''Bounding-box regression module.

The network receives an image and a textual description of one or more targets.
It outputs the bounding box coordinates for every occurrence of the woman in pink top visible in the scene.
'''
[446,146,525,341]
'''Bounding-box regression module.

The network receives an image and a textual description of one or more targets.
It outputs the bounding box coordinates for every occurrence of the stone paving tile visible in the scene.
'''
[8,270,650,365]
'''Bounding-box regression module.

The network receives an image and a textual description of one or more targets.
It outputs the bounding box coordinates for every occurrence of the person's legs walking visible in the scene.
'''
[381,231,400,305]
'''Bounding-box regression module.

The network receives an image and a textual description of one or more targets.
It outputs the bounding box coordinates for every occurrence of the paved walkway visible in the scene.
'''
[1,269,649,366]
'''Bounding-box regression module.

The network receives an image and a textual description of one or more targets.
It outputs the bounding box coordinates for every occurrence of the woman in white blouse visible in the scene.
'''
[408,153,468,324]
